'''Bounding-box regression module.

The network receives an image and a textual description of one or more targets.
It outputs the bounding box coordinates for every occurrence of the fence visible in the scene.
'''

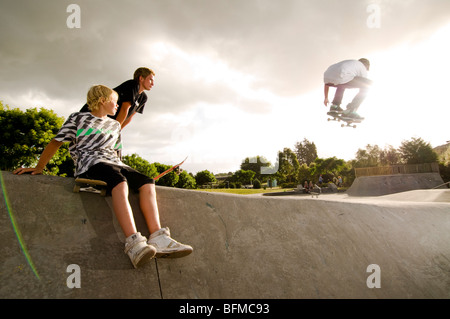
[355,163,440,178]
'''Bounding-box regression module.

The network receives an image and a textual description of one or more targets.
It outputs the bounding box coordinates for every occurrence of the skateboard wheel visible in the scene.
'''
[73,185,81,193]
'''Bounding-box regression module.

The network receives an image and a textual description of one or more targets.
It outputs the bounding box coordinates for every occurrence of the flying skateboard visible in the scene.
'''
[154,156,188,181]
[73,178,108,196]
[327,111,362,128]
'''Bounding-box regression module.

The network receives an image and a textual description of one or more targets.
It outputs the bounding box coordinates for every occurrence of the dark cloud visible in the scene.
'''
[1,0,449,108]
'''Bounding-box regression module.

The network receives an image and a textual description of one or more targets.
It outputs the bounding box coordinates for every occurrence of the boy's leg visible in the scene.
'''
[332,85,346,107]
[138,183,162,234]
[138,183,193,258]
[119,167,193,258]
[111,182,156,267]
[344,76,372,112]
[83,163,156,267]
[111,181,138,237]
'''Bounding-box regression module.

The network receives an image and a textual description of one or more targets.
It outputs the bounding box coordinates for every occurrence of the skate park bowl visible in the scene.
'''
[1,171,449,299]
[347,172,447,197]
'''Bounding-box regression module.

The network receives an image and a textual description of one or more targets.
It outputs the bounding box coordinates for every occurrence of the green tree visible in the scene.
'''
[154,162,180,187]
[276,147,300,184]
[313,157,345,182]
[294,138,318,165]
[0,103,73,176]
[175,171,197,189]
[122,153,158,177]
[240,156,271,181]
[379,145,400,166]
[399,137,438,164]
[353,144,382,168]
[233,169,256,185]
[195,170,216,187]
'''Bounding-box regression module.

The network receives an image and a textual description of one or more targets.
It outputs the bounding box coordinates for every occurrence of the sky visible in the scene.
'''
[1,0,450,175]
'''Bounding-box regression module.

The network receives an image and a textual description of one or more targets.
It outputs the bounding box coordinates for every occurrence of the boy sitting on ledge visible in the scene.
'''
[14,84,193,268]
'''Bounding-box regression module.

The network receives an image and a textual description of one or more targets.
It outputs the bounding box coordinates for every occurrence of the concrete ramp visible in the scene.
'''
[347,173,446,197]
[1,171,450,298]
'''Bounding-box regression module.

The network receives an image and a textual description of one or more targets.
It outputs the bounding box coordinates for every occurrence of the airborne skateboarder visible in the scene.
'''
[14,85,193,268]
[323,58,372,120]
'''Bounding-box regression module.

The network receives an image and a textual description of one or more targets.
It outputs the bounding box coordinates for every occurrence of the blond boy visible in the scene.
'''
[14,85,192,268]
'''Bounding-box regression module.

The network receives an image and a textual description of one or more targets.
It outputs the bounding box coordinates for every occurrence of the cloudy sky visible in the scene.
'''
[1,0,450,175]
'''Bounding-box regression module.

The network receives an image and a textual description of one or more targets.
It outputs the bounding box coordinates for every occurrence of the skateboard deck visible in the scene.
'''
[339,115,362,128]
[73,178,108,196]
[327,111,362,128]
[154,156,188,181]
[310,191,320,198]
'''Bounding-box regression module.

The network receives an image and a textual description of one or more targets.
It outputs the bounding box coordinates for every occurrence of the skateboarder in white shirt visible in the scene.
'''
[323,58,372,120]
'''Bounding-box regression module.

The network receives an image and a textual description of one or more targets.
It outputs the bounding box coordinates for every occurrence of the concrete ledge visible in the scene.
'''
[1,171,450,298]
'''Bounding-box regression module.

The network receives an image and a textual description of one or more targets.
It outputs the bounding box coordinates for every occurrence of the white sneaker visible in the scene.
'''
[148,227,193,258]
[124,232,156,268]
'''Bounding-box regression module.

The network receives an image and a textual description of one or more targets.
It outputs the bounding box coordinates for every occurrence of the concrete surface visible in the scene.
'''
[347,173,446,196]
[1,171,450,299]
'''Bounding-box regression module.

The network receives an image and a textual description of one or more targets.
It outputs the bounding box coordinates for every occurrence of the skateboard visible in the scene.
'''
[310,191,320,198]
[339,115,362,128]
[73,178,108,196]
[327,111,362,128]
[154,156,188,181]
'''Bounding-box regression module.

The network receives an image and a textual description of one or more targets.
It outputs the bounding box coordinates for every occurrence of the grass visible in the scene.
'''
[195,187,295,195]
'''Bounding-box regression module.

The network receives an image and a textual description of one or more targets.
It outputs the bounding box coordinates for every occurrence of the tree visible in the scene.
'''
[353,144,382,168]
[313,157,345,182]
[240,156,271,181]
[399,137,438,164]
[195,170,216,187]
[276,148,300,184]
[0,103,74,176]
[175,171,196,189]
[153,162,181,187]
[233,169,256,185]
[294,138,318,165]
[122,153,158,177]
[379,145,400,166]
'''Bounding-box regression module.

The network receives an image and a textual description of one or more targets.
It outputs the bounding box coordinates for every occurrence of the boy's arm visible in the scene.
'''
[115,102,132,127]
[121,111,136,129]
[323,84,330,106]
[13,139,64,175]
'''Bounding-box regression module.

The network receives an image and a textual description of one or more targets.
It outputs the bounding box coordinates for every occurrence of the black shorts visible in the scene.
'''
[79,162,154,194]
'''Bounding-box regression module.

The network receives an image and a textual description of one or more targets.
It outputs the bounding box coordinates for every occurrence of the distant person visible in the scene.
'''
[303,181,309,194]
[338,176,343,187]
[14,85,192,268]
[80,67,155,129]
[323,58,372,120]
[318,174,323,186]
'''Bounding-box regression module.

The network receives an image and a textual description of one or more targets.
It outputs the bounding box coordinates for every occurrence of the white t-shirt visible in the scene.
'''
[323,60,368,85]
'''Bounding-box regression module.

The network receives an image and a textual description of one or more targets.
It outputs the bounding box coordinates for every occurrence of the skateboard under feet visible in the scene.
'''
[73,178,108,196]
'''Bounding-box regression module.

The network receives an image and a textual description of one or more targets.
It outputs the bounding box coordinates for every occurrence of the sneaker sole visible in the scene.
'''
[132,246,157,268]
[155,248,193,259]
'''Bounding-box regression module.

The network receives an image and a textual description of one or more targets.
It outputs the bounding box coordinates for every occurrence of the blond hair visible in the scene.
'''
[133,67,155,81]
[86,85,118,111]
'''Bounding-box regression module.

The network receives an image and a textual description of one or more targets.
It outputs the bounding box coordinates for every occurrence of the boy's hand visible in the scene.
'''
[13,167,44,175]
